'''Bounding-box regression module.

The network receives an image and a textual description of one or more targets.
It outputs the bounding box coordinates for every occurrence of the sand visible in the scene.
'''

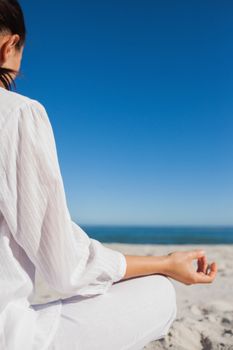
[105,243,233,350]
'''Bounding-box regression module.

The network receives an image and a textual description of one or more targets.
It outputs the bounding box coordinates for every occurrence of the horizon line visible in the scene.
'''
[76,222,233,228]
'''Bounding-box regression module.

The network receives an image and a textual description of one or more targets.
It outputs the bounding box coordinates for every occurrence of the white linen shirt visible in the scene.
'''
[0,86,127,350]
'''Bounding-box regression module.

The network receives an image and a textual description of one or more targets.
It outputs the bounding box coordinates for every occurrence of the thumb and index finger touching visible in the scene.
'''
[189,249,218,283]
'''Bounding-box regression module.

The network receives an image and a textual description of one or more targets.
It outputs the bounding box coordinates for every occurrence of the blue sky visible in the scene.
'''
[18,0,233,226]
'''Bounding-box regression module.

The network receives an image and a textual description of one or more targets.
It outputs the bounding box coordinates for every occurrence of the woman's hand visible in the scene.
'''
[121,250,217,285]
[163,249,217,285]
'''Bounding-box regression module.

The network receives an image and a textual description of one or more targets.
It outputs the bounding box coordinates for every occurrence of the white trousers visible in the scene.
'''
[47,274,177,350]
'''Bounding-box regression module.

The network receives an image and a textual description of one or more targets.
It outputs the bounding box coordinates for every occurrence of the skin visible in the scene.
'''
[0,32,218,286]
[122,250,217,285]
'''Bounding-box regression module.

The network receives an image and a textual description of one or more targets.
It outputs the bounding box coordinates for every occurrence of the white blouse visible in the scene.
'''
[0,86,127,350]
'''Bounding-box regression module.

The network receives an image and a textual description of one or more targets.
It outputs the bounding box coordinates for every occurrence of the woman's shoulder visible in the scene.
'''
[0,86,45,118]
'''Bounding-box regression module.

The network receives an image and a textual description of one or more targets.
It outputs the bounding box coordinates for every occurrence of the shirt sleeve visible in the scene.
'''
[0,100,127,297]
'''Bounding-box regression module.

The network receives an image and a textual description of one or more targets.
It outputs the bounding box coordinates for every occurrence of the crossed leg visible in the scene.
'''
[48,274,177,350]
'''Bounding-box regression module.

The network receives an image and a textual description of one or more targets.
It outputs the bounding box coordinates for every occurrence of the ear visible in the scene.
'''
[0,34,20,65]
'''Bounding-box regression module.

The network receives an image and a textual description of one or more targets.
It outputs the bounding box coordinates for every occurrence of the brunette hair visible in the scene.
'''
[0,0,26,90]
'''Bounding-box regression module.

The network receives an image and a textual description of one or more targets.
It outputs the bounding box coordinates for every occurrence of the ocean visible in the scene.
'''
[81,225,233,244]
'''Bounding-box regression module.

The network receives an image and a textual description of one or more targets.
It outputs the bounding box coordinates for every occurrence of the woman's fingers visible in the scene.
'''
[197,256,204,273]
[189,249,217,283]
[203,255,208,273]
[165,250,217,285]
[195,262,217,283]
[190,249,215,278]
[197,255,208,273]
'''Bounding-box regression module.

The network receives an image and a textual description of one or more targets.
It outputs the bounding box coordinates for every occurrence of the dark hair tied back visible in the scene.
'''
[0,0,26,90]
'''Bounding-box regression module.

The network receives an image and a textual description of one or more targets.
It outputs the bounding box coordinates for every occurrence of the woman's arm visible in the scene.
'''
[121,249,217,285]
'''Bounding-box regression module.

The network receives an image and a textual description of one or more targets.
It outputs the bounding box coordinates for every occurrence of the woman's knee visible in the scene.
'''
[125,275,177,348]
[148,274,177,323]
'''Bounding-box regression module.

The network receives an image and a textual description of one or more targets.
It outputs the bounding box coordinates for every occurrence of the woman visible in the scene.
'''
[0,1,217,349]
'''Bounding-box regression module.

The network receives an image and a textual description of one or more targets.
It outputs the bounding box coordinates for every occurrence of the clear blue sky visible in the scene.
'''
[18,0,233,226]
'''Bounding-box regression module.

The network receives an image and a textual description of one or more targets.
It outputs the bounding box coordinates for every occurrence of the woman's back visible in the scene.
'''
[0,86,128,349]
[0,87,62,349]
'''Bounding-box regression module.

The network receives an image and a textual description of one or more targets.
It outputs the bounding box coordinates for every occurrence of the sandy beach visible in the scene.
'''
[105,243,233,350]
